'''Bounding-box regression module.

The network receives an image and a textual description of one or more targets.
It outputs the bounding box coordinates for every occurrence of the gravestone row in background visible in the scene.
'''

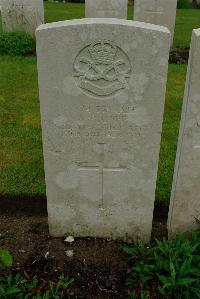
[36,19,170,242]
[134,0,177,44]
[85,0,128,19]
[85,0,177,45]
[1,0,44,37]
[1,0,178,45]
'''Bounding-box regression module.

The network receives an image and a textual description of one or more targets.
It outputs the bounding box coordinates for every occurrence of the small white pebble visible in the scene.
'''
[64,236,74,243]
[65,250,74,258]
[45,251,49,259]
[19,249,25,253]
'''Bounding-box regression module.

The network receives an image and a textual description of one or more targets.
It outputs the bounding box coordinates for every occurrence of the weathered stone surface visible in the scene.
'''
[168,29,200,238]
[85,0,128,19]
[1,0,44,37]
[134,0,177,44]
[36,19,170,242]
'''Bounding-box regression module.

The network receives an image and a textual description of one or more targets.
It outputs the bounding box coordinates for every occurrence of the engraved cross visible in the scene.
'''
[78,143,126,206]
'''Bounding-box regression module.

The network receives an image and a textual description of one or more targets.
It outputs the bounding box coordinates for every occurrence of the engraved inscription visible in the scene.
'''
[73,40,132,98]
[145,0,164,15]
[64,123,145,139]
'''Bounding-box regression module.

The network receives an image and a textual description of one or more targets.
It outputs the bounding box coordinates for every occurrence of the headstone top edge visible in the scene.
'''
[36,18,170,35]
[193,28,200,37]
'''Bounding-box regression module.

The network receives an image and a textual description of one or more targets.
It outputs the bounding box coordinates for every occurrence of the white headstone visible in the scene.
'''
[36,19,170,242]
[85,0,128,19]
[168,29,200,238]
[134,0,177,44]
[1,0,44,37]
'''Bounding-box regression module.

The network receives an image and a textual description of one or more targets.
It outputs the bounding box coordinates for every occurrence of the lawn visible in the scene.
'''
[174,9,200,48]
[156,64,186,201]
[0,56,187,201]
[0,57,45,195]
[0,3,200,48]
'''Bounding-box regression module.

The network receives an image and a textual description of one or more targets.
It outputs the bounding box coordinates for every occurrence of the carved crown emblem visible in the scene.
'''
[88,41,117,65]
[73,40,131,98]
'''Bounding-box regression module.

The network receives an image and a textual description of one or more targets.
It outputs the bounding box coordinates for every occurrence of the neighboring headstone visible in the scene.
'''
[85,0,128,19]
[189,0,200,5]
[36,19,170,242]
[134,0,177,44]
[168,29,200,238]
[1,0,44,37]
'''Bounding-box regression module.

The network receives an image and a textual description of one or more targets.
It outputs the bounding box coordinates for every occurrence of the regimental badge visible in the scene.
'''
[73,40,132,98]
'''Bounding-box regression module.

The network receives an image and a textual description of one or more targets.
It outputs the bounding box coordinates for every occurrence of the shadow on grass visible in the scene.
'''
[0,194,169,218]
[152,201,169,240]
[0,193,169,240]
[0,193,47,216]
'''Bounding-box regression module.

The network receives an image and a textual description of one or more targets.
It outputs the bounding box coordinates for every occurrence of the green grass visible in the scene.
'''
[156,64,186,202]
[0,56,45,195]
[0,3,200,48]
[0,57,186,201]
[174,9,200,48]
[44,2,134,23]
[44,2,85,23]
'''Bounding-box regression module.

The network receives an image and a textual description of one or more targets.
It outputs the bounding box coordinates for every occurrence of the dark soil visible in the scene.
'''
[0,195,168,298]
[169,48,189,64]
